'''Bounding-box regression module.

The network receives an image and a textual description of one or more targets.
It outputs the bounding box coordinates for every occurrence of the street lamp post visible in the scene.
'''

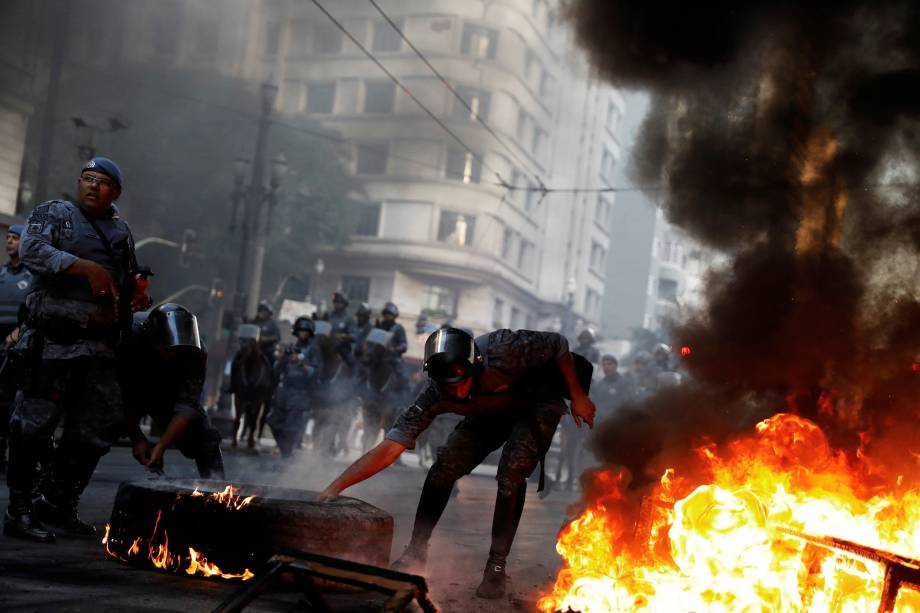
[227,81,284,322]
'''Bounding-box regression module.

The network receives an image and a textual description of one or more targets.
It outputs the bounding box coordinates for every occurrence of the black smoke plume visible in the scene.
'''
[566,0,920,488]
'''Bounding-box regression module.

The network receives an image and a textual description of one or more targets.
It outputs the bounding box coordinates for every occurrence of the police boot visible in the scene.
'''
[475,554,508,599]
[390,542,428,575]
[33,495,96,537]
[3,490,55,543]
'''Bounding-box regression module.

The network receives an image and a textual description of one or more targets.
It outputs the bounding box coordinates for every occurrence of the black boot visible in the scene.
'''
[475,555,508,599]
[390,542,428,575]
[3,490,55,543]
[33,495,96,537]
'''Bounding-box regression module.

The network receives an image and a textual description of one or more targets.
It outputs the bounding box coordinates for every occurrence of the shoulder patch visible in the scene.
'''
[27,222,45,235]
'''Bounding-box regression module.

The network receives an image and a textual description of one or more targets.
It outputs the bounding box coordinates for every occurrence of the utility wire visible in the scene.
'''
[310,0,504,182]
[368,0,542,186]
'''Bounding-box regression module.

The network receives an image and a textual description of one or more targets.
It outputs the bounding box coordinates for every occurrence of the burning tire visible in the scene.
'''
[104,479,394,580]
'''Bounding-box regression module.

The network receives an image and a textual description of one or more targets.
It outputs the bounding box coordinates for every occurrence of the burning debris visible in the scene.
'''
[102,479,394,584]
[538,413,920,612]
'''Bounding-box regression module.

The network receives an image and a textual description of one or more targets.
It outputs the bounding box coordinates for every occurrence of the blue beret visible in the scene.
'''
[82,157,123,187]
[7,224,23,236]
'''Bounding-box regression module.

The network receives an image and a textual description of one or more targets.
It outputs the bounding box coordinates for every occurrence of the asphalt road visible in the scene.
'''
[0,441,583,612]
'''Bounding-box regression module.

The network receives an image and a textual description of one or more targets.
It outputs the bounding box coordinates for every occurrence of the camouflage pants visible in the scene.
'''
[148,409,225,479]
[428,400,565,497]
[7,357,123,507]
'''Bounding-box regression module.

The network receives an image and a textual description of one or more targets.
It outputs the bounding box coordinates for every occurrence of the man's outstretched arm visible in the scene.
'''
[318,439,407,501]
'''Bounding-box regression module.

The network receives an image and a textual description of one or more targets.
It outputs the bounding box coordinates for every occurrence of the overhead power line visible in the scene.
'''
[368,0,542,186]
[310,0,504,182]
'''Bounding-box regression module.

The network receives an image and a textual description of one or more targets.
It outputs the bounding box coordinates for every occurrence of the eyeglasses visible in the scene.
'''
[79,174,116,188]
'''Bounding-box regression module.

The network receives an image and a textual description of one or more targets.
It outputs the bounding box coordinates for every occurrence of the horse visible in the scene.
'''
[310,324,356,457]
[229,339,274,449]
[358,329,405,453]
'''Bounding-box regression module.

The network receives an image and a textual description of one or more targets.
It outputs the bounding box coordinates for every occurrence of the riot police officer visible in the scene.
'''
[353,302,373,361]
[0,224,31,472]
[376,301,408,385]
[326,291,356,365]
[121,304,225,479]
[573,328,601,364]
[267,316,322,458]
[320,327,595,599]
[253,301,280,364]
[6,157,150,543]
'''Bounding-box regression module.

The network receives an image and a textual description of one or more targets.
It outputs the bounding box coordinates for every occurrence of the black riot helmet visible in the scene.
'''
[292,316,315,335]
[257,300,273,316]
[332,291,349,306]
[423,327,483,384]
[382,302,399,317]
[356,302,371,319]
[144,303,202,352]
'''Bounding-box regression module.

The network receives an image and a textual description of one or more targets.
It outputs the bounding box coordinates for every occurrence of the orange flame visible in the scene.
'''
[538,413,920,612]
[102,488,257,581]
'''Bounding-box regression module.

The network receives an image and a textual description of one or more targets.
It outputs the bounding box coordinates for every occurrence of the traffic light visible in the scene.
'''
[208,277,225,307]
[179,228,199,268]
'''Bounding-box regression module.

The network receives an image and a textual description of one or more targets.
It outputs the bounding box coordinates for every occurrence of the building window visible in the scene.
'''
[421,285,457,317]
[539,70,553,98]
[516,110,529,141]
[364,81,395,113]
[607,100,620,134]
[531,127,546,157]
[356,143,389,175]
[289,22,308,53]
[517,240,533,271]
[461,23,497,60]
[501,227,514,259]
[452,86,491,122]
[195,21,218,55]
[595,194,612,230]
[658,278,678,303]
[585,288,601,317]
[510,306,522,330]
[342,276,370,303]
[525,313,535,330]
[437,210,476,246]
[373,19,402,52]
[445,148,481,184]
[313,24,342,54]
[590,241,606,273]
[524,180,540,212]
[492,298,505,328]
[306,82,336,114]
[264,22,282,56]
[601,148,616,181]
[354,203,381,236]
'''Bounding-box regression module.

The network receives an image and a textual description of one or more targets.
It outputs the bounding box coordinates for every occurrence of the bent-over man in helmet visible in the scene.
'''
[319,327,595,599]
[121,303,224,479]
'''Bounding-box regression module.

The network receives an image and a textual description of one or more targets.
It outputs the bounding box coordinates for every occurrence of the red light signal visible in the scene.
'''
[680,345,692,357]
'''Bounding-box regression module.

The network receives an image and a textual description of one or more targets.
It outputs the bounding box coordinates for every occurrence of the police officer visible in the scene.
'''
[326,291,357,364]
[319,327,596,599]
[121,304,225,479]
[267,316,322,458]
[0,224,31,472]
[253,301,280,364]
[376,301,408,385]
[5,157,150,543]
[573,328,601,364]
[353,302,373,361]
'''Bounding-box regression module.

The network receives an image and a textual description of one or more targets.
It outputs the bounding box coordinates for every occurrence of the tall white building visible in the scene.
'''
[241,0,625,355]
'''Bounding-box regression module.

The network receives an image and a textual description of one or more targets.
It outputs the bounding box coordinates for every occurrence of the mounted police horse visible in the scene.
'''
[229,325,274,449]
[358,328,405,452]
[310,321,356,457]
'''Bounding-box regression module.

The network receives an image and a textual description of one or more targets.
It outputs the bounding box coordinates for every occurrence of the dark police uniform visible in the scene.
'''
[119,342,225,479]
[327,309,356,363]
[267,337,322,458]
[377,318,408,391]
[9,199,136,517]
[0,257,31,469]
[387,329,569,498]
[255,316,280,363]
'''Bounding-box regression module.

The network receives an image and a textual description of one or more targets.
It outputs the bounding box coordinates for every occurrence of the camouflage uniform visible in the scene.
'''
[8,199,136,518]
[120,343,225,479]
[0,259,31,470]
